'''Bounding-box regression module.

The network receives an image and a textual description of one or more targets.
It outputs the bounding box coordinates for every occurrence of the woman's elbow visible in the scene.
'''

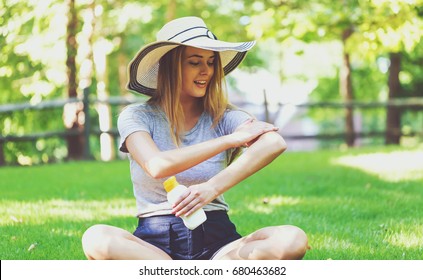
[261,132,287,155]
[144,158,169,179]
[274,134,288,155]
[145,169,164,180]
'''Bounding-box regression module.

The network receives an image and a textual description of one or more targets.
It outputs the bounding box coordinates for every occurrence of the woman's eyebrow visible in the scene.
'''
[187,54,215,59]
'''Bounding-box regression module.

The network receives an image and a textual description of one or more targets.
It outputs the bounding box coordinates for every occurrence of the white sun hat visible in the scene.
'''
[127,16,256,96]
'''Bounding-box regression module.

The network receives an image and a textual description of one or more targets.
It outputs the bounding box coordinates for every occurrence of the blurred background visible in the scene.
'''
[0,0,422,166]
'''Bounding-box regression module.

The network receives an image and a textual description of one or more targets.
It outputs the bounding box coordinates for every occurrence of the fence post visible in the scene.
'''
[83,87,92,159]
[0,140,5,166]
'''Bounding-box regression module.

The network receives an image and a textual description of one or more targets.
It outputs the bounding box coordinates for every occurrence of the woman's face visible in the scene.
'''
[180,46,215,101]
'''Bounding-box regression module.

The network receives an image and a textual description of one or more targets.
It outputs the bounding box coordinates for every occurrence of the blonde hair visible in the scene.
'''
[148,46,229,146]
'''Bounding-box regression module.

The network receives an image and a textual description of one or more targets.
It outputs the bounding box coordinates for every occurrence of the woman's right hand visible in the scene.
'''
[228,119,279,148]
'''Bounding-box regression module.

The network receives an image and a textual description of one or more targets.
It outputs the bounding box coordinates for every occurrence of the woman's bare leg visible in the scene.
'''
[81,224,172,260]
[212,225,308,260]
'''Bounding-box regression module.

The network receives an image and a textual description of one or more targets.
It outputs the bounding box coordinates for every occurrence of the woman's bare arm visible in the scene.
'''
[209,131,287,194]
[125,120,278,179]
[172,130,287,217]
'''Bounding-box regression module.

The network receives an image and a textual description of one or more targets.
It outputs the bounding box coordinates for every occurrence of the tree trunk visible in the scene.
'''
[64,0,85,160]
[118,47,128,95]
[79,0,95,90]
[90,3,114,161]
[385,52,402,145]
[78,1,95,160]
[340,28,355,147]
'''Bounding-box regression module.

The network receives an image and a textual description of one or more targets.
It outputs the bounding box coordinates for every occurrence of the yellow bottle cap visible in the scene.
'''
[163,176,178,192]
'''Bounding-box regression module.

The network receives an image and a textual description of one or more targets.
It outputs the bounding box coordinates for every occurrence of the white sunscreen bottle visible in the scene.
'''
[163,176,207,230]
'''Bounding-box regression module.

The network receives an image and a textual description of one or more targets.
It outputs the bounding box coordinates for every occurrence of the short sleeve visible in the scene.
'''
[117,104,151,153]
[218,108,253,136]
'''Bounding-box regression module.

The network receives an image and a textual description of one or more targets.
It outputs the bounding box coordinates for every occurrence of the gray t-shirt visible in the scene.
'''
[118,103,251,217]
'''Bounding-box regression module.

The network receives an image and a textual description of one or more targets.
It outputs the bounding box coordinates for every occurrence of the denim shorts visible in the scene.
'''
[133,211,241,260]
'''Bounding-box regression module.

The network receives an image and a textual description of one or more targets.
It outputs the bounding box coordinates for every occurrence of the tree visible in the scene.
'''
[64,0,86,160]
[385,52,402,144]
[1,0,68,165]
[241,0,361,146]
[244,0,423,146]
[341,27,355,146]
[1,0,421,165]
[341,0,422,144]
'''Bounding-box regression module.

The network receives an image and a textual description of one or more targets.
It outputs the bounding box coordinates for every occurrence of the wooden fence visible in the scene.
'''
[1,90,423,165]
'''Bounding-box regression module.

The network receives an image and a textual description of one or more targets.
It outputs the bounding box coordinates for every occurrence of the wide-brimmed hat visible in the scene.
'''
[127,16,256,96]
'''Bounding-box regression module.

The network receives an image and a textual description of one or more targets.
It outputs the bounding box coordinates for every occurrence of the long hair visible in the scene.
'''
[148,47,185,146]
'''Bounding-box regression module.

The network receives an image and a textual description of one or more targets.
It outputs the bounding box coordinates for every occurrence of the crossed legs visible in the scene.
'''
[81,224,308,260]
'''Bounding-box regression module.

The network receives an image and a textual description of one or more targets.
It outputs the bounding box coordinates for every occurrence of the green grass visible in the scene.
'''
[1,146,422,260]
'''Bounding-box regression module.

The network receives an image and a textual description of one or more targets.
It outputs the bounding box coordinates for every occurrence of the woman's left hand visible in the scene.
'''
[171,182,218,217]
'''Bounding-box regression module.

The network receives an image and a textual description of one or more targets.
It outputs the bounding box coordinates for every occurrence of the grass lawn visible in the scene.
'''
[1,145,422,260]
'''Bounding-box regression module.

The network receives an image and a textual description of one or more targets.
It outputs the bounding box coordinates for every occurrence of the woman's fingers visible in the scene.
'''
[174,197,200,217]
[171,191,189,212]
[171,184,217,217]
[233,120,279,147]
[171,189,200,217]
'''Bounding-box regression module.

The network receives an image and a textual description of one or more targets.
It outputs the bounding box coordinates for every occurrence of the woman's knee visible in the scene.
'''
[276,225,308,259]
[240,225,308,260]
[81,224,115,260]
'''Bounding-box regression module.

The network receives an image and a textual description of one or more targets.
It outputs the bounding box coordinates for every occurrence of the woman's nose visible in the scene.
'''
[200,63,211,75]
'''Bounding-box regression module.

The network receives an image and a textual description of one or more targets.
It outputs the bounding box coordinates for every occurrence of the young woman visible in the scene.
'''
[82,16,308,260]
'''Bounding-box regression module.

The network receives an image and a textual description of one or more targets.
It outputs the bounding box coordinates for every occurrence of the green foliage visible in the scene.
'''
[402,39,423,97]
[351,61,387,101]
[310,76,340,102]
[308,62,389,143]
[1,0,423,165]
[1,146,422,259]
